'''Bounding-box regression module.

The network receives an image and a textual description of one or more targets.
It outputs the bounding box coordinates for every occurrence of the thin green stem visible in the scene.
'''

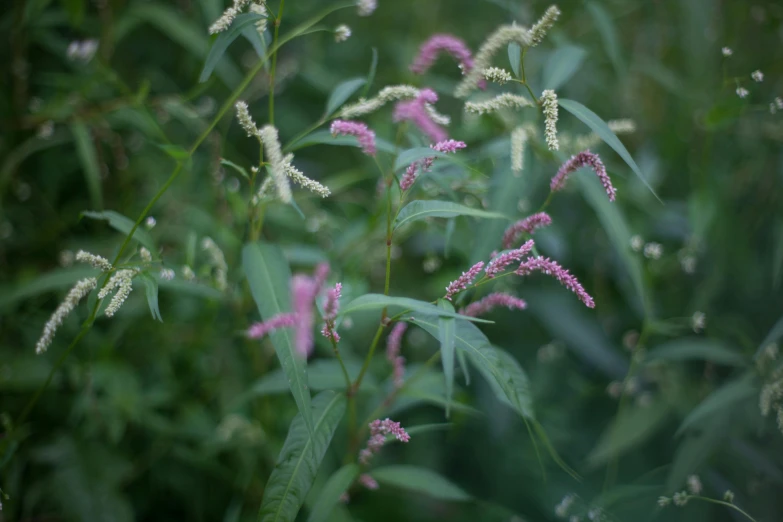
[327,335,352,389]
[352,323,385,393]
[268,0,285,125]
[689,496,758,522]
[520,49,539,104]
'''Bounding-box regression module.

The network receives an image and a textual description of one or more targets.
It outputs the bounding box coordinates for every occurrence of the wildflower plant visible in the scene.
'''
[3,1,782,521]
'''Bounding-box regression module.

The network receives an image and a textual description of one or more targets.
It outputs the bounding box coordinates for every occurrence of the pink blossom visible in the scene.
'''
[444,261,485,300]
[516,256,595,308]
[459,293,527,317]
[387,322,408,388]
[485,240,535,278]
[392,356,405,389]
[359,474,379,490]
[502,212,552,249]
[393,89,447,143]
[400,162,418,191]
[330,120,377,156]
[399,140,466,191]
[292,275,317,357]
[359,418,411,465]
[321,282,342,343]
[432,139,467,154]
[247,313,297,339]
[313,262,330,294]
[409,34,485,88]
[550,150,616,202]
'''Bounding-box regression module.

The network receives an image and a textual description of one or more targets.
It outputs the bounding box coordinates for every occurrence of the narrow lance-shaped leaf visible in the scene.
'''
[371,465,471,502]
[305,464,358,522]
[258,391,346,522]
[81,210,156,253]
[411,315,534,420]
[645,338,746,367]
[71,122,102,210]
[325,78,366,117]
[243,242,314,435]
[676,374,757,436]
[542,45,586,91]
[394,200,508,230]
[200,13,267,82]
[507,43,521,77]
[437,299,456,417]
[558,98,660,201]
[139,273,163,322]
[340,294,492,324]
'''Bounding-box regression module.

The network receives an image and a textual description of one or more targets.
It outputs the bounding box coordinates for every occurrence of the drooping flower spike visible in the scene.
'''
[36,278,97,354]
[459,292,527,317]
[485,240,535,278]
[464,93,534,115]
[321,282,342,343]
[393,88,448,143]
[516,256,595,308]
[541,89,559,151]
[410,34,485,88]
[386,322,408,388]
[400,140,466,191]
[444,261,485,300]
[502,213,552,249]
[330,119,377,156]
[550,150,616,201]
[247,313,297,339]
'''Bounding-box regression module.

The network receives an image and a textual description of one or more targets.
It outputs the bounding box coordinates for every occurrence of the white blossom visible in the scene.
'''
[140,247,152,262]
[160,268,175,281]
[691,311,706,333]
[335,24,351,42]
[736,87,749,99]
[643,242,662,259]
[541,89,559,151]
[511,126,528,173]
[76,250,112,271]
[464,93,534,115]
[751,70,764,82]
[283,154,331,197]
[483,66,513,85]
[721,47,733,57]
[530,5,561,47]
[35,278,97,354]
[357,0,377,16]
[144,216,156,229]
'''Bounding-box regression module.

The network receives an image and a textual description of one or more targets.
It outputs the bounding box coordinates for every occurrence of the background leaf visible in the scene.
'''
[370,466,471,502]
[71,122,102,210]
[645,338,747,366]
[394,200,507,230]
[325,78,366,117]
[257,391,346,522]
[305,464,358,522]
[81,210,156,252]
[243,242,314,435]
[437,299,456,416]
[340,294,491,323]
[542,45,587,91]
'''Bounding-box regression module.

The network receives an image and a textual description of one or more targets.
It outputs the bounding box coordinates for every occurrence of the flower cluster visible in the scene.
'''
[258,125,292,203]
[502,212,553,248]
[202,237,228,291]
[459,292,527,317]
[516,256,595,308]
[321,282,342,343]
[483,67,513,85]
[485,240,535,279]
[330,119,377,156]
[410,34,477,79]
[75,250,112,271]
[529,5,561,47]
[386,322,407,389]
[464,93,534,115]
[541,89,559,150]
[444,261,485,300]
[393,88,447,143]
[400,140,466,191]
[550,150,615,201]
[359,418,411,465]
[35,278,97,354]
[98,269,139,317]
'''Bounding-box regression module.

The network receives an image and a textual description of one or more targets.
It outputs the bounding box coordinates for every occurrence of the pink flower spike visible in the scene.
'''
[392,356,405,388]
[291,275,317,357]
[485,240,535,279]
[444,261,485,300]
[516,256,596,308]
[432,139,467,154]
[313,262,330,294]
[321,282,342,343]
[459,293,527,317]
[359,474,379,490]
[247,313,297,339]
[358,418,410,466]
[400,162,418,191]
[330,120,377,156]
[386,322,408,361]
[393,90,448,143]
[410,33,476,75]
[502,212,552,249]
[550,150,616,202]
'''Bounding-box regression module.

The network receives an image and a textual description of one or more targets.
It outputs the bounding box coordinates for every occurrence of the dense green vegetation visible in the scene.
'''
[1,0,782,521]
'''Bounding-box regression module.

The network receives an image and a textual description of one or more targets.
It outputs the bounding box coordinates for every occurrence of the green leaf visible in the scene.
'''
[81,210,156,252]
[306,464,358,522]
[411,315,534,419]
[288,129,396,154]
[371,466,471,502]
[394,200,507,230]
[200,13,266,83]
[221,158,250,179]
[339,294,492,323]
[755,316,783,359]
[577,175,649,313]
[645,338,746,367]
[586,2,624,75]
[156,143,190,162]
[542,45,586,91]
[71,122,102,210]
[325,78,366,117]
[437,299,456,417]
[241,24,267,59]
[457,348,470,385]
[587,398,670,467]
[362,47,379,97]
[393,147,448,171]
[676,374,757,436]
[235,359,376,404]
[257,391,346,522]
[666,412,730,492]
[507,43,521,77]
[139,273,163,322]
[0,267,98,310]
[243,242,313,435]
[558,98,659,201]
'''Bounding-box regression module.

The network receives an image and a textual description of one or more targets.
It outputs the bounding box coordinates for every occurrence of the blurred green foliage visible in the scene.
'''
[2,0,783,521]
